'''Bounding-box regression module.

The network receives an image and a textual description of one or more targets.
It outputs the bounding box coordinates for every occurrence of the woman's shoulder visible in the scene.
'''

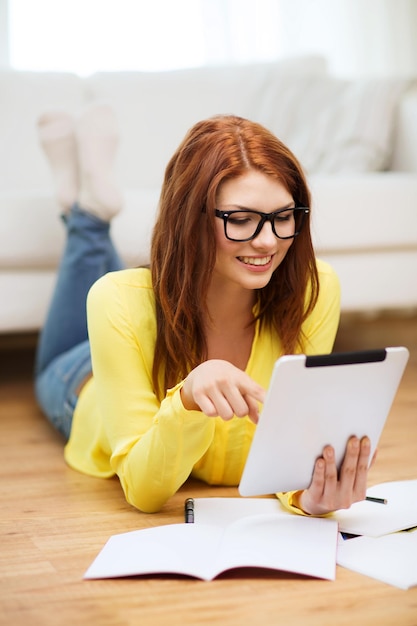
[315,257,337,278]
[86,267,157,356]
[315,258,340,290]
[90,267,153,292]
[87,267,155,312]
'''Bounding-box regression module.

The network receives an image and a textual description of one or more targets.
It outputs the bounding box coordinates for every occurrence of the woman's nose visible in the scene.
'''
[251,220,277,248]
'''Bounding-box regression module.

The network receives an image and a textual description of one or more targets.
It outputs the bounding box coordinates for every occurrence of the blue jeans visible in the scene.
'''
[35,205,124,440]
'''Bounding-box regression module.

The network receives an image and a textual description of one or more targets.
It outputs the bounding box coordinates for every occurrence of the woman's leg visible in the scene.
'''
[35,205,123,375]
[34,104,124,438]
[35,207,124,439]
[35,339,92,440]
[35,103,123,373]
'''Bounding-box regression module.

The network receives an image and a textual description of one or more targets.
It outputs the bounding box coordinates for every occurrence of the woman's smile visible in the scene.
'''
[237,254,273,268]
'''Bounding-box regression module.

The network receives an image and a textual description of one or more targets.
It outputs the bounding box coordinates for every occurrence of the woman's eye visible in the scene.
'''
[275,210,294,222]
[228,215,254,226]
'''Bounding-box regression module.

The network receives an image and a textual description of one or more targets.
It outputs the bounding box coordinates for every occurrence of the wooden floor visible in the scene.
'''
[1,313,417,626]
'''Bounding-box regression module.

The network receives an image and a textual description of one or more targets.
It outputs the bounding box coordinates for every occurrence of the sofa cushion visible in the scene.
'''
[308,78,413,173]
[310,173,417,251]
[263,75,413,174]
[84,56,327,189]
[391,83,417,171]
[0,71,84,190]
[0,192,64,267]
[0,189,160,268]
[85,68,411,186]
[3,174,417,270]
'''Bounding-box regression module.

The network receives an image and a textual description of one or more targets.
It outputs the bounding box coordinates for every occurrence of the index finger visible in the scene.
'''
[240,378,265,405]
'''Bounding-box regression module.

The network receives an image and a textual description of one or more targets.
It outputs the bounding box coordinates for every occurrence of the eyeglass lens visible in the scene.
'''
[225,208,305,241]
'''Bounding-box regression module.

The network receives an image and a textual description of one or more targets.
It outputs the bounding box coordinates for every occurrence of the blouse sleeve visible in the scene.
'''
[86,271,215,513]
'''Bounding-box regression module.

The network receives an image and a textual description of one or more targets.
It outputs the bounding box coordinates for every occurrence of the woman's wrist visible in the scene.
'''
[179,379,200,411]
[291,490,311,514]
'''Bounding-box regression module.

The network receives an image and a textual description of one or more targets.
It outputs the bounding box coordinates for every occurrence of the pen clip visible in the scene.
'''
[184,498,194,523]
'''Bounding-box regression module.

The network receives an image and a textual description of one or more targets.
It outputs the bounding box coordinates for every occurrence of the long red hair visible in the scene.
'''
[150,115,319,399]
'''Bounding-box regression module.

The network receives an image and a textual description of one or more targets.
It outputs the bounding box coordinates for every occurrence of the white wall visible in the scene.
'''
[1,0,416,77]
[0,0,9,68]
[277,0,417,77]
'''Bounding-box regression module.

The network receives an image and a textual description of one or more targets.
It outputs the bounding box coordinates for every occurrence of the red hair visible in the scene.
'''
[150,115,319,399]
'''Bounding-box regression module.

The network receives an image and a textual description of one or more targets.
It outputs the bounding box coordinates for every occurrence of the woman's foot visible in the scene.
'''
[76,103,124,222]
[37,111,79,213]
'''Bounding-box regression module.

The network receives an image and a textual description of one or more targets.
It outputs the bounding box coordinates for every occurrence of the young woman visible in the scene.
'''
[35,106,372,515]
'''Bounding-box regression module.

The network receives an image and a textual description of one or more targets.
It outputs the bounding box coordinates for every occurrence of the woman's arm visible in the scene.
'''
[86,270,265,513]
[87,270,216,512]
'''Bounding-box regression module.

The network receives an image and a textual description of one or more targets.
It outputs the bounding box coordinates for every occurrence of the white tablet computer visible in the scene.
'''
[239,346,409,497]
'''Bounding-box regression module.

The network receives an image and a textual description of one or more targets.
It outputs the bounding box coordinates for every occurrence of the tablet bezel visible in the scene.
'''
[239,347,409,497]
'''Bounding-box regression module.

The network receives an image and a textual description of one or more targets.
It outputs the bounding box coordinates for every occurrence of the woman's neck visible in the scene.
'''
[204,281,256,370]
[205,280,256,330]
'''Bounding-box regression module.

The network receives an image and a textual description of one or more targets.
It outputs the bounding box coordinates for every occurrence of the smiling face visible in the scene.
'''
[212,170,295,294]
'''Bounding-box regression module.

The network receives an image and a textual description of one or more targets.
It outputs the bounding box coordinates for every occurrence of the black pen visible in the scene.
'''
[366,496,388,505]
[184,498,195,523]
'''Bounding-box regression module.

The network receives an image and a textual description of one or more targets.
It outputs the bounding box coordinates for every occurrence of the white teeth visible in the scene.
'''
[239,256,272,266]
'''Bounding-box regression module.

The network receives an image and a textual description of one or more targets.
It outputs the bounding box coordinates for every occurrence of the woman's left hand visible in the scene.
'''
[299,436,374,515]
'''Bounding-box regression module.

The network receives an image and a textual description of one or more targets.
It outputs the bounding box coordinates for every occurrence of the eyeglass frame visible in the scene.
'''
[214,206,310,242]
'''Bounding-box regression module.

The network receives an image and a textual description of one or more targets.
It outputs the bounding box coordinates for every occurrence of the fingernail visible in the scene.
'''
[325,447,333,459]
[350,438,359,450]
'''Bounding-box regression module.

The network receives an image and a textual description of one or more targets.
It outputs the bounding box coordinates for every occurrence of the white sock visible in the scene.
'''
[76,103,124,222]
[37,111,79,213]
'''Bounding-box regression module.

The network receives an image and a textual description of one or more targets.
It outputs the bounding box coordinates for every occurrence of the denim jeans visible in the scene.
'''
[35,205,124,440]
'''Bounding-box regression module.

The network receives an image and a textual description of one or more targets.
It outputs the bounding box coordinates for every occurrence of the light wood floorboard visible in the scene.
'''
[1,313,416,626]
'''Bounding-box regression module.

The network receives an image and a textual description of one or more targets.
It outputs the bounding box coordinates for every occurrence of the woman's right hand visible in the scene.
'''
[180,359,265,424]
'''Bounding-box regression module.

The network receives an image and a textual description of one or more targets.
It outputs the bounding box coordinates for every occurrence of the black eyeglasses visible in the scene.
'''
[214,206,309,242]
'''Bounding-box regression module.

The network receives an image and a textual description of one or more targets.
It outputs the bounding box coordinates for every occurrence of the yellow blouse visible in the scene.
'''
[65,261,340,513]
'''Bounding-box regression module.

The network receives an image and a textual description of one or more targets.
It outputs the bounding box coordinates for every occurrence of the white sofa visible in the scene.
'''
[1,57,417,333]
